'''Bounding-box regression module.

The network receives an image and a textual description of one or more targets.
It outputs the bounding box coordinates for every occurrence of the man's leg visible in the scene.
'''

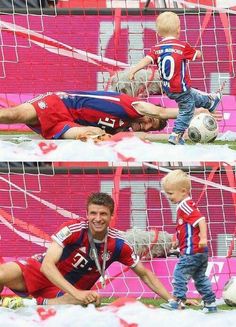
[0,262,28,308]
[0,262,27,292]
[0,103,39,125]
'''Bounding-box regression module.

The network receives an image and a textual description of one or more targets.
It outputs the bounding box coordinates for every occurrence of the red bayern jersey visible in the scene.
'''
[147,37,198,93]
[51,218,139,290]
[56,91,142,134]
[176,197,207,255]
[28,91,142,139]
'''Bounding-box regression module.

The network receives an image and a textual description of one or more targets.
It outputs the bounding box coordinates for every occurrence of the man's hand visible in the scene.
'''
[73,290,101,307]
[76,131,112,143]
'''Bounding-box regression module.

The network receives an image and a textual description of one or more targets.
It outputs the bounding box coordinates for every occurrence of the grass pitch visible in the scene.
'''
[102,297,236,311]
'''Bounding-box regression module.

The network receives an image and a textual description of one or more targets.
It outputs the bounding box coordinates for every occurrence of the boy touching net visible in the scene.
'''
[129,11,222,145]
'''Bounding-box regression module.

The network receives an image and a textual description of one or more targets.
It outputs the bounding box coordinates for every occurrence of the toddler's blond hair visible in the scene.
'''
[161,169,191,192]
[156,11,180,37]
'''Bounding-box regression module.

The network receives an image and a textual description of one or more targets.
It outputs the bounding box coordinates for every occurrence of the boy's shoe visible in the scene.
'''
[202,302,217,313]
[1,296,24,309]
[209,91,222,113]
[160,299,185,311]
[168,133,185,145]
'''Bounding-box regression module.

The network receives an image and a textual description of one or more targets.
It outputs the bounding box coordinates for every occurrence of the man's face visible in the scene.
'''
[87,204,112,239]
[130,116,161,132]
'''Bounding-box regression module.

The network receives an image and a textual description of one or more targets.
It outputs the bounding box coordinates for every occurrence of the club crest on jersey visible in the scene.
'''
[56,227,72,242]
[101,251,111,261]
[89,250,111,261]
[38,101,47,110]
[178,218,183,225]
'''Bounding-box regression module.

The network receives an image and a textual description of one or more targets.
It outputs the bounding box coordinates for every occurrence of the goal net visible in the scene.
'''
[1,161,235,299]
[0,0,235,135]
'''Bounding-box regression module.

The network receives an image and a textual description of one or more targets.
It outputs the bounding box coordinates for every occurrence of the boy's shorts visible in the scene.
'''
[28,93,78,139]
[14,258,63,299]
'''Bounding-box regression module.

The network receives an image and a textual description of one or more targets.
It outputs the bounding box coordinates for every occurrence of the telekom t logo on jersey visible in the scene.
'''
[72,252,92,270]
[98,117,116,128]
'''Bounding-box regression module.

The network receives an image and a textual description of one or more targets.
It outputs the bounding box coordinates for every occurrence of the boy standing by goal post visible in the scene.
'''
[161,169,217,313]
[129,11,222,145]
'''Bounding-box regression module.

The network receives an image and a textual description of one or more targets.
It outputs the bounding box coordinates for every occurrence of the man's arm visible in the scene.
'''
[132,101,179,119]
[132,261,173,301]
[132,102,222,121]
[40,242,100,305]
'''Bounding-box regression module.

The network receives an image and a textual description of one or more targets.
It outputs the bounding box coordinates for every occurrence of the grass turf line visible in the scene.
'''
[101,297,236,311]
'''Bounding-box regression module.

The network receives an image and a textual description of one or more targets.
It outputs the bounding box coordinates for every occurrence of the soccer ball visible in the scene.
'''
[188,113,218,143]
[222,277,236,306]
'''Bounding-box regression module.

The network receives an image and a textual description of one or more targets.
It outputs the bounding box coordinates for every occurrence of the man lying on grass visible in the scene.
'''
[0,90,219,142]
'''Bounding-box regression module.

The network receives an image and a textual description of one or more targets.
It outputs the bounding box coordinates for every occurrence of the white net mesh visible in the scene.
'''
[0,1,235,136]
[0,1,57,78]
[0,162,235,298]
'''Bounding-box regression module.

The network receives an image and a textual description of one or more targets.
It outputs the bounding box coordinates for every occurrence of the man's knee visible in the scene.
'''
[1,104,37,124]
[9,105,30,123]
[0,106,25,123]
[7,108,22,122]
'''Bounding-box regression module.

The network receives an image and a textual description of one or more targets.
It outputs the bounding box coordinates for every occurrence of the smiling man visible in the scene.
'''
[0,192,180,309]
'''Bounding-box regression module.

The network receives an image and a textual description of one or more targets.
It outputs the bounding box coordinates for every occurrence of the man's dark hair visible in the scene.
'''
[158,118,168,131]
[87,192,114,215]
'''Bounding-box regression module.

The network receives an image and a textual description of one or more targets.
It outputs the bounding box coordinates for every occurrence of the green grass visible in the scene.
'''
[0,131,36,135]
[101,297,236,311]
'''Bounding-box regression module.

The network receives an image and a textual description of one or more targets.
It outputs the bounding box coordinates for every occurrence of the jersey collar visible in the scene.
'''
[176,196,191,210]
[162,36,177,41]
